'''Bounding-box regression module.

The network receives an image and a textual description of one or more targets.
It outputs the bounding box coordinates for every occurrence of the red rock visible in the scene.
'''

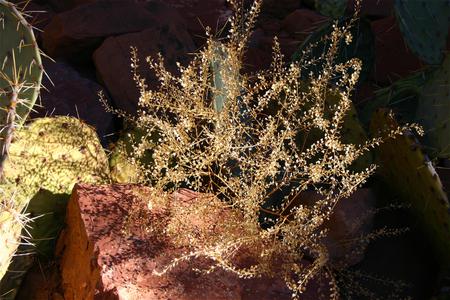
[93,24,195,114]
[259,16,282,36]
[30,59,116,146]
[56,184,334,299]
[261,0,301,18]
[371,16,424,84]
[322,188,376,267]
[281,9,328,42]
[278,37,301,60]
[285,188,376,268]
[243,46,272,73]
[42,1,178,60]
[162,0,231,47]
[16,262,62,300]
[43,0,96,12]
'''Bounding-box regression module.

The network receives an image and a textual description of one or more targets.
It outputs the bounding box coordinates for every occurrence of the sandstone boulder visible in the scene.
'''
[31,59,116,146]
[281,9,328,42]
[56,184,334,299]
[93,25,195,114]
[162,0,231,47]
[42,1,180,61]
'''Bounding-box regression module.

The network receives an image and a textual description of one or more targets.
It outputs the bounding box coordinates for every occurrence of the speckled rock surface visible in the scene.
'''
[57,184,336,299]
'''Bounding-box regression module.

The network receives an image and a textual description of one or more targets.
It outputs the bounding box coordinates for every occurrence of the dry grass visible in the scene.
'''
[101,0,422,297]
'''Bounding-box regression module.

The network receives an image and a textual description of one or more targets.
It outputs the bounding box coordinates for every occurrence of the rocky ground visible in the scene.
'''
[3,0,445,299]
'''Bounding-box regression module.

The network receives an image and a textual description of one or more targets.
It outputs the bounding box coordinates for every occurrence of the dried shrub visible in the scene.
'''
[101,0,421,297]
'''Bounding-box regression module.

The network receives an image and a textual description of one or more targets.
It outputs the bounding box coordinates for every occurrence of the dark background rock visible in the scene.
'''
[281,9,328,42]
[42,1,176,62]
[260,0,301,19]
[93,24,195,114]
[35,0,96,12]
[347,0,394,18]
[371,16,424,84]
[31,58,117,146]
[161,0,231,47]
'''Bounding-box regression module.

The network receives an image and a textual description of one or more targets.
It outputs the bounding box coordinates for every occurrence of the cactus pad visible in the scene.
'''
[0,185,32,281]
[0,190,68,299]
[359,68,433,126]
[109,127,156,183]
[415,54,450,158]
[0,1,43,177]
[0,116,110,285]
[3,116,110,193]
[394,0,450,65]
[370,109,450,268]
[0,1,42,124]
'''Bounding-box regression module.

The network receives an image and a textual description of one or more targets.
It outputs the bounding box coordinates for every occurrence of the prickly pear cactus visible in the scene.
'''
[359,68,434,126]
[0,189,69,300]
[394,0,450,65]
[210,42,228,113]
[3,116,110,193]
[415,54,450,158]
[209,41,242,114]
[109,127,156,183]
[0,1,43,175]
[371,109,450,268]
[0,116,110,282]
[0,186,32,283]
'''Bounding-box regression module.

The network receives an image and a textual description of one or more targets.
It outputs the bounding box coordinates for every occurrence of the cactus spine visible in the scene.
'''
[0,116,110,295]
[0,0,43,179]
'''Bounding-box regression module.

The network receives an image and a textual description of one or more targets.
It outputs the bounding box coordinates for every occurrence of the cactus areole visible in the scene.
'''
[0,1,43,178]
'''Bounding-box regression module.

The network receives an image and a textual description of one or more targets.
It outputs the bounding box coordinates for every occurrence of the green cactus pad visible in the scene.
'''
[109,126,157,183]
[394,0,450,65]
[0,185,32,282]
[210,42,228,113]
[0,189,69,300]
[415,54,450,158]
[359,68,434,126]
[3,116,110,193]
[291,17,374,85]
[0,116,110,285]
[370,109,450,268]
[0,0,43,130]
